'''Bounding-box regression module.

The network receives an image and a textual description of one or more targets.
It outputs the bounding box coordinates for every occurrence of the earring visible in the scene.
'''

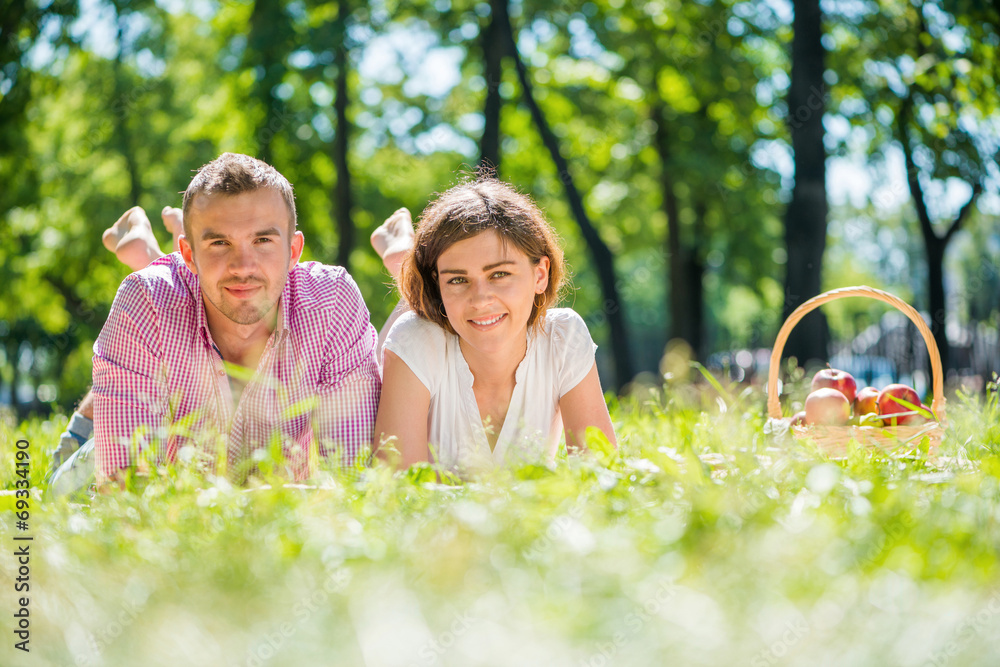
[439,302,447,317]
[534,293,544,309]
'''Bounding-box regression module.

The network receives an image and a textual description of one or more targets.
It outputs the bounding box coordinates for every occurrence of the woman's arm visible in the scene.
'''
[559,362,617,453]
[374,350,432,468]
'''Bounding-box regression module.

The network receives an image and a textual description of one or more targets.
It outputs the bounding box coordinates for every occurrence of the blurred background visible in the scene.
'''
[0,0,998,419]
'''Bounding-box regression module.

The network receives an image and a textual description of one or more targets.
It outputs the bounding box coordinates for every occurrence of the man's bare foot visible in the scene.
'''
[371,207,415,280]
[102,206,166,272]
[161,206,184,252]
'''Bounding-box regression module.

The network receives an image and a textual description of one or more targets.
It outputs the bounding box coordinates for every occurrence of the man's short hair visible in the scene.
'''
[181,153,297,237]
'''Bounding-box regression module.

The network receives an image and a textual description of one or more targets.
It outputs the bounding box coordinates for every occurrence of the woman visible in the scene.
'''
[373,176,617,476]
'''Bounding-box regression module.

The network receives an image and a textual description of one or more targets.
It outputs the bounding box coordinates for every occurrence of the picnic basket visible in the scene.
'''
[766,286,946,455]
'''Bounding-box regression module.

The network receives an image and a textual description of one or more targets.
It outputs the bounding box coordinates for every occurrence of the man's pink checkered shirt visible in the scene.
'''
[92,253,381,482]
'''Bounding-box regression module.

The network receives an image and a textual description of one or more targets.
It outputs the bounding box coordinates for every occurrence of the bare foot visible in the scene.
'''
[161,206,184,252]
[371,207,415,280]
[102,206,166,272]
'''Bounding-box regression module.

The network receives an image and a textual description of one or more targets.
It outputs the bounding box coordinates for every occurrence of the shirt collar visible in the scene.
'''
[191,272,211,346]
[274,273,293,339]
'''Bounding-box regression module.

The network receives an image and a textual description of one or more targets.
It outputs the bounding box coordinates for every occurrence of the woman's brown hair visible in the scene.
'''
[399,176,565,335]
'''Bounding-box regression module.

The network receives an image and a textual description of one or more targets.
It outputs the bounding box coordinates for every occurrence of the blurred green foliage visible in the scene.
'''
[2,376,1000,665]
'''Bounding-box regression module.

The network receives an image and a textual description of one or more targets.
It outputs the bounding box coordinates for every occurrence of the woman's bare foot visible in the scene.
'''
[161,206,184,252]
[102,206,166,272]
[371,207,415,280]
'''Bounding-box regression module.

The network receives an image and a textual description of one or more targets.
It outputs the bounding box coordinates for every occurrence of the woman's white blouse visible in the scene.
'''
[383,308,597,476]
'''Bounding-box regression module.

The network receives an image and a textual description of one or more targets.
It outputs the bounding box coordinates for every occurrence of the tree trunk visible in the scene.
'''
[654,104,704,360]
[925,239,948,369]
[332,2,354,270]
[248,0,285,165]
[479,2,504,173]
[492,0,633,387]
[686,199,706,358]
[7,339,21,420]
[781,0,830,366]
[28,359,42,415]
[113,6,142,206]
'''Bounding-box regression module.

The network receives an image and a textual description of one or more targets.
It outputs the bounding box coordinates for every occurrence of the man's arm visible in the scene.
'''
[311,273,382,468]
[48,392,95,475]
[92,274,169,484]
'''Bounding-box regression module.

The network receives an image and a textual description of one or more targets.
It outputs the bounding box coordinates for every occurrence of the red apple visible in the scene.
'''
[855,386,880,416]
[811,368,858,404]
[877,384,921,426]
[805,388,851,426]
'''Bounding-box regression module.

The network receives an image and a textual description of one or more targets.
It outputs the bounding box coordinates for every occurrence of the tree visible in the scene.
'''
[108,0,157,206]
[331,0,356,269]
[573,0,787,361]
[780,0,830,366]
[829,0,1000,371]
[899,93,983,371]
[894,6,994,371]
[0,1,237,413]
[491,0,634,387]
[247,0,296,165]
[479,0,504,171]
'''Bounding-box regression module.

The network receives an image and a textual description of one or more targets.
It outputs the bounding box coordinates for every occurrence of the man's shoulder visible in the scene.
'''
[285,262,373,345]
[286,261,355,306]
[120,253,198,307]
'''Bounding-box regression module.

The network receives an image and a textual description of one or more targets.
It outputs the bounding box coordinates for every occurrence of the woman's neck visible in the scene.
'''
[459,333,528,388]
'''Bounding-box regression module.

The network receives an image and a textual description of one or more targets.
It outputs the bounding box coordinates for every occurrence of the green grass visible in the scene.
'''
[2,378,1000,667]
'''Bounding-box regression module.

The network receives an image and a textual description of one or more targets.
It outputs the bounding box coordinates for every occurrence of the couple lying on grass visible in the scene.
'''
[49,152,616,495]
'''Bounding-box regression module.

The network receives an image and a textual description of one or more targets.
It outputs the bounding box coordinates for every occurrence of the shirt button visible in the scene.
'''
[217,370,226,377]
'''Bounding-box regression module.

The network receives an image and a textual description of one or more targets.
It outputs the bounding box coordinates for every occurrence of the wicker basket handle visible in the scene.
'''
[766,285,946,424]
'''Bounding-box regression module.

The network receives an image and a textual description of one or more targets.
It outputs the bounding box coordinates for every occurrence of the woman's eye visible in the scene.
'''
[447,277,467,285]
[492,271,510,279]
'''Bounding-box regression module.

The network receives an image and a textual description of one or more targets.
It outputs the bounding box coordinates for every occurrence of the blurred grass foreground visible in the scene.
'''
[2,376,1000,667]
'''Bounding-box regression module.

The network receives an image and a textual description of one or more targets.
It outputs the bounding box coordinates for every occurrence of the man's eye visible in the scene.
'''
[256,237,273,243]
[210,240,227,246]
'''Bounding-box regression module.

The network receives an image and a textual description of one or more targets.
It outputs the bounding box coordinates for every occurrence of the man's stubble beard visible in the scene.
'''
[204,278,277,326]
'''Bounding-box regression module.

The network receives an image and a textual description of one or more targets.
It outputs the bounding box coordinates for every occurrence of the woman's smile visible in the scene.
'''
[469,313,507,328]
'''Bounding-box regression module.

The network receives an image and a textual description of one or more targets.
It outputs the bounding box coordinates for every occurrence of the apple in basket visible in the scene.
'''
[854,386,880,416]
[805,388,851,426]
[877,383,922,426]
[811,368,858,404]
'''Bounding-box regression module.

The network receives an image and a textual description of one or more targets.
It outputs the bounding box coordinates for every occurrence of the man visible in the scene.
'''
[49,153,381,493]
